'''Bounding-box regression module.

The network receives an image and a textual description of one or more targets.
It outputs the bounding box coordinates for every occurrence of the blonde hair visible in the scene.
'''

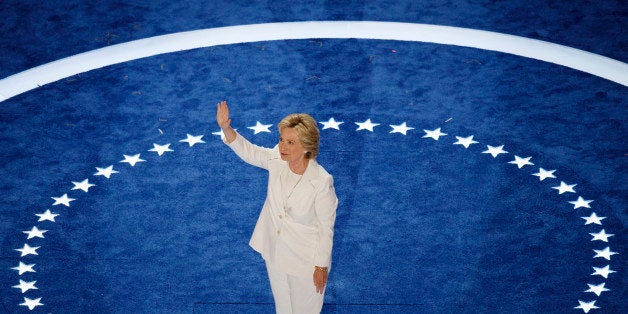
[278,113,320,159]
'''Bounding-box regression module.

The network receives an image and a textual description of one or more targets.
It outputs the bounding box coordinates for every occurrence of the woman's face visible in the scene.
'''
[279,127,306,164]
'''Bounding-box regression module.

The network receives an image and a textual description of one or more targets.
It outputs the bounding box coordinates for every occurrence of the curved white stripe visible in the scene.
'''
[0,21,626,102]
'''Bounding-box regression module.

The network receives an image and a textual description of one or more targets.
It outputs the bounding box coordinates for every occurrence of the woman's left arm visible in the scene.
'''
[313,175,338,293]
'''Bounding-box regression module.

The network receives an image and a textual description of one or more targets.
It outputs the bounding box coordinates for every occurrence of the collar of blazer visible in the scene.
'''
[269,157,322,189]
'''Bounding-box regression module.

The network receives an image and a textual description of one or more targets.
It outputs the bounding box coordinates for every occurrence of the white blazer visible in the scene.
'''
[226,132,338,278]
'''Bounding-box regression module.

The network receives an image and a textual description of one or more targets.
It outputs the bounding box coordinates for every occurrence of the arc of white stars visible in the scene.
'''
[422,128,447,140]
[355,119,380,132]
[453,135,478,148]
[149,143,174,156]
[574,300,599,313]
[12,280,38,293]
[552,181,577,194]
[179,134,205,147]
[120,154,146,167]
[581,212,605,225]
[532,168,556,181]
[589,229,614,242]
[248,121,272,134]
[35,209,59,222]
[12,262,36,275]
[593,247,618,260]
[23,226,47,239]
[389,122,414,135]
[508,155,534,168]
[71,179,95,192]
[9,119,621,313]
[569,196,593,209]
[320,117,344,130]
[591,265,616,278]
[15,244,40,257]
[482,145,508,158]
[94,165,119,179]
[20,297,43,311]
[51,194,75,207]
[584,282,610,296]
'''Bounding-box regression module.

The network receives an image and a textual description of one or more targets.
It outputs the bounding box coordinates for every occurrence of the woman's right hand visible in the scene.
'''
[216,100,231,129]
[216,100,237,143]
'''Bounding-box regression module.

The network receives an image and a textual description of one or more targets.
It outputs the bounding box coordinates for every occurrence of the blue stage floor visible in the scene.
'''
[0,1,625,313]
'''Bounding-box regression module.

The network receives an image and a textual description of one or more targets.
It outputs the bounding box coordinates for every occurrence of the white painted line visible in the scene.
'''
[1,21,626,102]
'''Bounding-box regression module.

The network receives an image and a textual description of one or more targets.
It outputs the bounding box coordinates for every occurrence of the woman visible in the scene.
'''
[216,101,338,314]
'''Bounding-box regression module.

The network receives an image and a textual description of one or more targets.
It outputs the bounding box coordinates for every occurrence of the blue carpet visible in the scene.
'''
[0,1,625,313]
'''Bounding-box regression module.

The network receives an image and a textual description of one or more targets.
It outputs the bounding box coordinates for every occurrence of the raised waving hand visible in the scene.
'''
[216,100,236,143]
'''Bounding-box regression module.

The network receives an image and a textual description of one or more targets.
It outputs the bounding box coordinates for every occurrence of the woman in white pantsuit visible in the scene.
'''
[216,101,338,314]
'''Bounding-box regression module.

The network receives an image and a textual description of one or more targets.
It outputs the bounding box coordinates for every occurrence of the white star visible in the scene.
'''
[248,121,272,134]
[120,154,146,167]
[212,129,226,140]
[574,300,599,313]
[552,181,577,194]
[422,128,447,140]
[482,145,508,158]
[569,196,594,209]
[590,230,614,242]
[180,134,205,147]
[23,227,47,239]
[591,265,616,278]
[94,165,119,179]
[51,193,75,207]
[593,247,618,260]
[508,155,534,168]
[12,280,38,293]
[149,143,173,156]
[320,117,344,130]
[15,244,40,257]
[35,209,59,222]
[355,119,380,132]
[453,135,478,148]
[20,297,43,310]
[585,282,610,296]
[581,213,606,225]
[71,179,95,192]
[389,122,414,135]
[12,262,36,275]
[532,168,556,181]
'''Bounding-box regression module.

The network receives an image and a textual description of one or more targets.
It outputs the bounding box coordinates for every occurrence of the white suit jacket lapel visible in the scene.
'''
[301,159,320,190]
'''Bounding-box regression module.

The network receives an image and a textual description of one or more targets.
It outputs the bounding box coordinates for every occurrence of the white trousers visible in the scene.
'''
[265,261,325,314]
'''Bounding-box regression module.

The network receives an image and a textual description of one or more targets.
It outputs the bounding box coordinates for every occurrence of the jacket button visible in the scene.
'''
[277,230,281,235]
[279,215,283,219]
